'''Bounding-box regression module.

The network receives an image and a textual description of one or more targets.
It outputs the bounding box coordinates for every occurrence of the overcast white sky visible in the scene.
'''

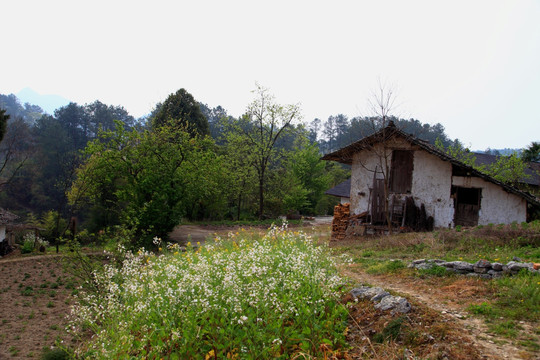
[2,0,539,150]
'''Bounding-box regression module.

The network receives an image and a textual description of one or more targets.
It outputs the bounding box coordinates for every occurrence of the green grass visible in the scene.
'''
[365,259,406,275]
[417,265,449,277]
[332,222,540,352]
[70,226,348,359]
[466,271,540,349]
[332,221,540,264]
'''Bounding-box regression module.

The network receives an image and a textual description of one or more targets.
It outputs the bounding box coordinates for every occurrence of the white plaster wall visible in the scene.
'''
[452,176,527,224]
[350,138,413,215]
[349,141,527,227]
[350,148,387,215]
[411,151,454,228]
[340,197,350,204]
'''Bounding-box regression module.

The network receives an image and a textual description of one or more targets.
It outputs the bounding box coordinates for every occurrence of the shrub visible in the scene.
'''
[70,225,348,359]
[20,233,49,254]
[20,238,35,254]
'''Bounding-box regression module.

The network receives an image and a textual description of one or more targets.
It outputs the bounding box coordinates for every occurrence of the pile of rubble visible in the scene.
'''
[330,203,350,242]
[409,258,540,279]
[349,286,411,314]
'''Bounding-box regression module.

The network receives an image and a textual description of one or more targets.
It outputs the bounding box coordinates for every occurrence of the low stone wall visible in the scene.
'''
[409,259,540,279]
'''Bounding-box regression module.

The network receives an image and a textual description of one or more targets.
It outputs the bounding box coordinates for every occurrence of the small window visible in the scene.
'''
[389,150,413,193]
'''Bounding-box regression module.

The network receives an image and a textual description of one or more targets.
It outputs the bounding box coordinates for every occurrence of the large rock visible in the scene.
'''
[416,263,436,270]
[473,260,491,274]
[350,286,390,302]
[430,259,446,264]
[506,261,533,272]
[491,262,503,271]
[449,261,474,271]
[474,259,492,268]
[374,295,411,313]
[488,270,502,278]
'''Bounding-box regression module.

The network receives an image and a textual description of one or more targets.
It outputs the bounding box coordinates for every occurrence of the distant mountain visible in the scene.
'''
[476,148,522,156]
[16,87,70,115]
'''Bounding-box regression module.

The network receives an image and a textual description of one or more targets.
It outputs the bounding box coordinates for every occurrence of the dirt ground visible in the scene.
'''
[341,265,539,360]
[0,255,75,359]
[2,220,535,359]
[168,216,333,244]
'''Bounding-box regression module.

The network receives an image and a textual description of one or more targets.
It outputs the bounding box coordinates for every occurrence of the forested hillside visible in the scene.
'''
[1,88,535,247]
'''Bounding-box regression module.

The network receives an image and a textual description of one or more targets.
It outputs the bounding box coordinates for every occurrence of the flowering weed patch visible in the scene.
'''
[70,225,348,359]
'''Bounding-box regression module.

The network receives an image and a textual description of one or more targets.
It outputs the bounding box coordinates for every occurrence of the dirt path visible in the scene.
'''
[0,251,103,264]
[340,266,534,360]
[168,217,334,244]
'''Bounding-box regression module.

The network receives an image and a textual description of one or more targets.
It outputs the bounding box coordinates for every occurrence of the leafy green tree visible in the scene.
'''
[0,115,34,193]
[224,85,301,218]
[522,142,540,162]
[70,121,224,248]
[152,89,210,136]
[436,140,529,187]
[484,152,529,187]
[284,138,331,214]
[0,108,8,142]
[0,94,44,124]
[31,114,79,213]
[222,129,258,220]
[199,103,235,141]
[435,138,477,167]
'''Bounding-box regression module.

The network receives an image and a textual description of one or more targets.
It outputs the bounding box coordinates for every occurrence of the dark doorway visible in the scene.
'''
[389,150,413,193]
[452,186,481,226]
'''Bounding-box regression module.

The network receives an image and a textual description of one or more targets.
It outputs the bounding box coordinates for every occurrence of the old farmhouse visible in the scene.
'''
[322,122,539,229]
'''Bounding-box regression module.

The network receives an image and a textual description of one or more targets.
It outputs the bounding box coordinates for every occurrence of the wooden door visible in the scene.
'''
[371,178,386,224]
[453,186,481,227]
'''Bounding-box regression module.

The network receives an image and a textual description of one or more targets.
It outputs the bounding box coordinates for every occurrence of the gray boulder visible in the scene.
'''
[350,286,390,302]
[506,261,533,272]
[374,295,411,313]
[450,261,474,271]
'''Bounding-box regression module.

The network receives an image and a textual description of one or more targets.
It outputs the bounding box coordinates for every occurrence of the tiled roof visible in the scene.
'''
[325,178,351,198]
[0,208,18,225]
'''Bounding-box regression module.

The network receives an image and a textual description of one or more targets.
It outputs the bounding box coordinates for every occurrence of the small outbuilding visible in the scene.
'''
[325,178,351,204]
[0,208,19,256]
[322,122,539,229]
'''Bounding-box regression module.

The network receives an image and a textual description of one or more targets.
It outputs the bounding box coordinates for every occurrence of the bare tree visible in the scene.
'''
[365,82,398,232]
[226,84,301,219]
[341,80,401,234]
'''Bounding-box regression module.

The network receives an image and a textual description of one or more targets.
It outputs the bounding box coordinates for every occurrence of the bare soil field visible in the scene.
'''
[0,255,75,359]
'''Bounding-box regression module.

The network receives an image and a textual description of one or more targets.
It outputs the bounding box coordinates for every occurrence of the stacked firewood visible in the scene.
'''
[331,203,350,241]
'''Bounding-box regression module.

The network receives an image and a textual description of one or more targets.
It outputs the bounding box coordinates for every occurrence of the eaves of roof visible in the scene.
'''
[321,123,540,207]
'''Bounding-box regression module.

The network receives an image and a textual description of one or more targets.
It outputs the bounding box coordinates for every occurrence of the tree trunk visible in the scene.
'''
[258,176,264,219]
[237,193,242,221]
